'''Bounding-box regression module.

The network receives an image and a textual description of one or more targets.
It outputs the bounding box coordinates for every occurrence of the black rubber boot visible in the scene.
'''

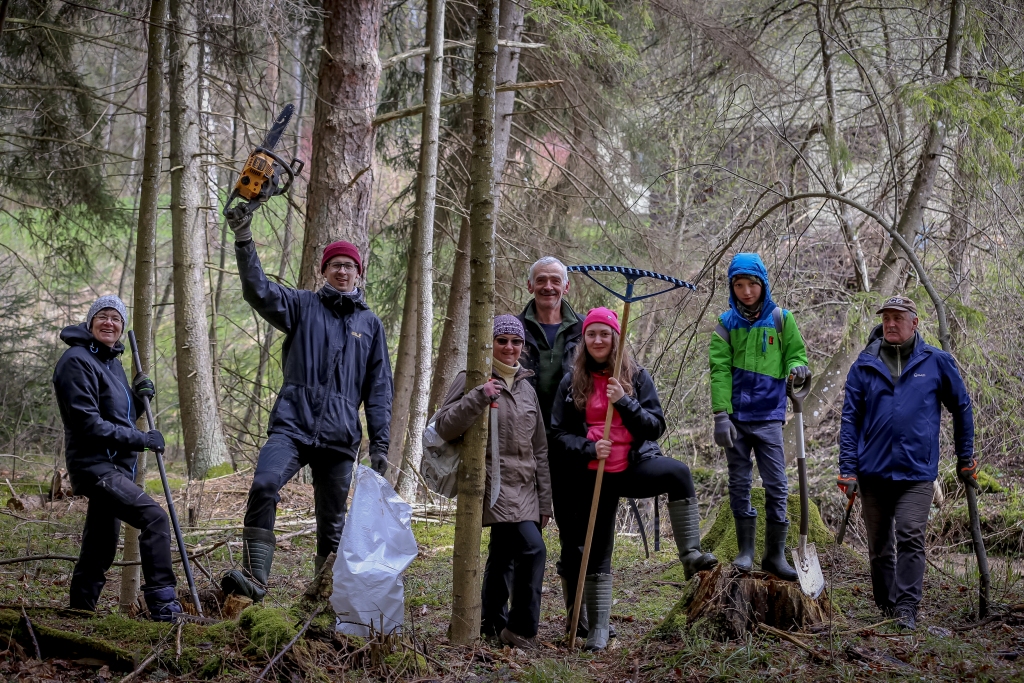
[760,521,797,581]
[733,516,757,573]
[221,527,275,601]
[583,574,612,652]
[143,585,182,622]
[560,576,589,638]
[314,554,330,578]
[668,498,719,579]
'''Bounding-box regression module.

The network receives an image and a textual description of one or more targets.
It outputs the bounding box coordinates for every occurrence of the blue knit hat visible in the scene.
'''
[86,295,128,333]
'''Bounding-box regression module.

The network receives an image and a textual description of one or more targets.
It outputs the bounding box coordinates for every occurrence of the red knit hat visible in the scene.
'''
[321,241,362,275]
[582,307,620,334]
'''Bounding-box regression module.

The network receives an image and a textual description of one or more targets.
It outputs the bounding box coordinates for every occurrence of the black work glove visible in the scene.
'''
[957,457,980,490]
[713,412,737,449]
[143,430,165,452]
[132,371,155,399]
[790,365,811,383]
[370,452,388,477]
[837,474,858,499]
[227,213,253,244]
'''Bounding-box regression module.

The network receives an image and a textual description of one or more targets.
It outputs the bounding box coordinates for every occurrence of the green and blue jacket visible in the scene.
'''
[709,253,808,422]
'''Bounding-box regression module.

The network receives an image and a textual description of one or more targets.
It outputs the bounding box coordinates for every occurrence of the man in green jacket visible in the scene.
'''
[709,253,810,581]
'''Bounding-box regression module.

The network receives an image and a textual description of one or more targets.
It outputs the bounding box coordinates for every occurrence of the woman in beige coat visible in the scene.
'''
[434,314,552,648]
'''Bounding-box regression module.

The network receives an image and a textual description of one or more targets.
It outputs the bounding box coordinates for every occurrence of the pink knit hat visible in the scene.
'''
[582,307,620,334]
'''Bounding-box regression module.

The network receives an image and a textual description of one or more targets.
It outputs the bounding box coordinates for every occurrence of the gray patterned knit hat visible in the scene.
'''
[86,295,128,332]
[493,314,525,339]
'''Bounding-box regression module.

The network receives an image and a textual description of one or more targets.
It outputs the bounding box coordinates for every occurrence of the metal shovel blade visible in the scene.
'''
[792,541,825,599]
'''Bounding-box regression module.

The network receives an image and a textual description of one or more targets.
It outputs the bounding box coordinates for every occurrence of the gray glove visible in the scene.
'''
[370,452,388,477]
[713,412,737,449]
[227,213,253,243]
[790,365,811,382]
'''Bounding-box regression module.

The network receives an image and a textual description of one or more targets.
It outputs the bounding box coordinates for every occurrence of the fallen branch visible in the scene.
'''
[121,649,162,683]
[756,623,829,662]
[21,606,41,660]
[255,605,324,682]
[373,80,562,126]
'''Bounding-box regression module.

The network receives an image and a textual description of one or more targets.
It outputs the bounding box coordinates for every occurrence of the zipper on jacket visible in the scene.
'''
[111,360,133,461]
[762,328,767,354]
[312,312,347,445]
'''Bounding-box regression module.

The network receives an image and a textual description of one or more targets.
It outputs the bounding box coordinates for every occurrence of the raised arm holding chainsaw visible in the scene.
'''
[839,295,976,631]
[220,106,394,603]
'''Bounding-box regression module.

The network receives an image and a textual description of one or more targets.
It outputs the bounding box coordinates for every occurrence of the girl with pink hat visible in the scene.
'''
[550,307,717,650]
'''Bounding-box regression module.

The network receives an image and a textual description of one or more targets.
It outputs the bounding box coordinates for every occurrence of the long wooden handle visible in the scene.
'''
[568,301,630,646]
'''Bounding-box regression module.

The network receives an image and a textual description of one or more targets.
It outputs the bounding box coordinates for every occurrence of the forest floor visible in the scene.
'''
[1,459,1022,682]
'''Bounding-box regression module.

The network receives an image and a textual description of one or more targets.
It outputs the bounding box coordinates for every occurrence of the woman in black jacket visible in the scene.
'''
[551,308,717,650]
[52,295,181,620]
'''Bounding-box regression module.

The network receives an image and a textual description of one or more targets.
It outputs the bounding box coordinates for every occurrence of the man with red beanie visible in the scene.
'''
[222,219,393,602]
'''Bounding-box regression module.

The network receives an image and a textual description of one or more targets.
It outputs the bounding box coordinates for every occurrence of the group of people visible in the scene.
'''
[53,220,977,640]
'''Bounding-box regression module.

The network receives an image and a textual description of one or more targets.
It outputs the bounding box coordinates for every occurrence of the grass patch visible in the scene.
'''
[518,658,589,683]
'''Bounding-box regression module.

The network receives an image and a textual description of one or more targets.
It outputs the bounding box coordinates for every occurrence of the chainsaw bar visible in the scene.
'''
[260,104,294,153]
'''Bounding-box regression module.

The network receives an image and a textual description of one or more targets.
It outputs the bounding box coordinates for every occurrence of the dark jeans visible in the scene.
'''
[70,469,176,611]
[557,456,696,587]
[243,432,357,557]
[724,420,789,524]
[481,521,546,638]
[860,478,933,614]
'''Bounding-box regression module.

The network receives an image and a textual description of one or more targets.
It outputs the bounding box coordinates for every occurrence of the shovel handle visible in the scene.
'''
[836,492,856,546]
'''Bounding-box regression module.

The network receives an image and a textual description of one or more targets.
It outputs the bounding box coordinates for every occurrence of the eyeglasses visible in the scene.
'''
[326,261,358,273]
[93,315,123,326]
[495,337,524,347]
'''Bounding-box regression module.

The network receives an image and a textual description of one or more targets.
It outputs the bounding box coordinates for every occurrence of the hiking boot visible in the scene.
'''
[499,628,538,650]
[733,516,757,573]
[143,585,182,622]
[668,498,718,579]
[583,573,612,652]
[221,527,275,602]
[761,521,797,581]
[894,606,917,631]
[561,575,588,639]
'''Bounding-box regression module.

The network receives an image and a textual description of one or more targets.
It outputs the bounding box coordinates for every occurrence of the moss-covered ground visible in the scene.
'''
[1,455,1023,681]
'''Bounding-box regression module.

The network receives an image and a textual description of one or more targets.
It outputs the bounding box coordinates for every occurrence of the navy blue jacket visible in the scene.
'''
[236,240,393,458]
[53,324,144,490]
[839,329,974,481]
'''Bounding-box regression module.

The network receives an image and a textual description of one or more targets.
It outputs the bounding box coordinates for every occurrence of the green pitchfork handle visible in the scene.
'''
[128,331,204,618]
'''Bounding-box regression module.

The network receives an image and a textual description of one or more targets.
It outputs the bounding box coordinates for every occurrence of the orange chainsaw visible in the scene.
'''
[223,104,304,226]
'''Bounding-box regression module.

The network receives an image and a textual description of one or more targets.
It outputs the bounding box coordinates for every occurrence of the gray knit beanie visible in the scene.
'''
[86,295,128,332]
[493,314,525,339]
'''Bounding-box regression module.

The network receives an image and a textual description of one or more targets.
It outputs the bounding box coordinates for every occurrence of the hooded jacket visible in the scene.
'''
[236,240,393,457]
[53,323,144,490]
[550,366,666,469]
[839,325,974,481]
[433,367,552,526]
[709,253,808,422]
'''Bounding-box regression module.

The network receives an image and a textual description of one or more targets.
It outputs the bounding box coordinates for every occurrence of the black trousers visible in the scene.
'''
[243,432,357,557]
[859,478,933,615]
[557,456,696,584]
[481,521,546,639]
[70,469,176,611]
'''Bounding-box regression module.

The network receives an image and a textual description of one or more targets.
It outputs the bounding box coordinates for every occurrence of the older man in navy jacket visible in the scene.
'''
[839,295,977,631]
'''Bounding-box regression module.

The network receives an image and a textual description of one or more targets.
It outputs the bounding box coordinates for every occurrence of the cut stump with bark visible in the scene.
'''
[659,564,829,640]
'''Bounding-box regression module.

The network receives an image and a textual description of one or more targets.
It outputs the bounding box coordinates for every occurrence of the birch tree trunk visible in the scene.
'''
[449,0,497,645]
[120,0,166,610]
[169,0,228,478]
[397,0,446,501]
[299,0,382,290]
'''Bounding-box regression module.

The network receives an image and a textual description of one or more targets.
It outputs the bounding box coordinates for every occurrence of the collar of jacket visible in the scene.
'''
[317,284,368,314]
[520,299,582,345]
[862,331,930,382]
[491,364,535,387]
[59,322,124,361]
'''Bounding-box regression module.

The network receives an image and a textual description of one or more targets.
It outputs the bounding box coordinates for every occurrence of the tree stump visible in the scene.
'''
[660,564,829,640]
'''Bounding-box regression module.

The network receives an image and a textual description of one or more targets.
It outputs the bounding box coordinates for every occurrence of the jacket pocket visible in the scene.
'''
[317,393,361,446]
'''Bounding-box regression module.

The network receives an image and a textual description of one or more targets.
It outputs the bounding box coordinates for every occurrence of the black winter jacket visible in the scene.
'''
[549,366,666,469]
[53,324,144,491]
[236,240,393,457]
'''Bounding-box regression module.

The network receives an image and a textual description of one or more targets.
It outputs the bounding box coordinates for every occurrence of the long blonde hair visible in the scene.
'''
[570,330,637,411]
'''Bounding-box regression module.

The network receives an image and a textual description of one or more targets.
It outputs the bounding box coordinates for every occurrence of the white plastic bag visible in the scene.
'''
[331,465,419,636]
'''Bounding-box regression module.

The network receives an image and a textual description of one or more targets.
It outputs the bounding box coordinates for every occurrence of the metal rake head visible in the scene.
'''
[566,265,696,303]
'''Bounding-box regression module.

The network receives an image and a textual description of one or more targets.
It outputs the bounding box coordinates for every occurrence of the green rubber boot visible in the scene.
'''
[733,516,757,573]
[761,521,797,581]
[667,498,719,579]
[560,576,589,639]
[221,527,275,602]
[583,573,612,652]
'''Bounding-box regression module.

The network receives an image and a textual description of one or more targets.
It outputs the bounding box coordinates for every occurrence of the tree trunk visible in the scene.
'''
[397,0,446,501]
[449,0,498,645]
[299,0,382,290]
[120,0,167,611]
[168,0,228,479]
[784,0,964,449]
[428,0,527,414]
[386,233,420,482]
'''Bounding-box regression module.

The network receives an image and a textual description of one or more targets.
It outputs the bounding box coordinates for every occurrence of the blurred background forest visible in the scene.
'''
[1,0,1022,494]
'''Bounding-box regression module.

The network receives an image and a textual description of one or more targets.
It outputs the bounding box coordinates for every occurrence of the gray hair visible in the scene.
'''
[528,256,568,285]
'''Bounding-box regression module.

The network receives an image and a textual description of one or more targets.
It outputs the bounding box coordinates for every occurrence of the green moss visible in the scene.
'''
[239,605,297,657]
[694,488,833,565]
[145,477,185,495]
[382,650,429,676]
[651,576,700,638]
[942,464,1004,493]
[203,462,234,479]
[690,467,715,485]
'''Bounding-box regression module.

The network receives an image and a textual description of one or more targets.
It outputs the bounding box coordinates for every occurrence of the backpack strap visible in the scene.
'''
[773,307,784,337]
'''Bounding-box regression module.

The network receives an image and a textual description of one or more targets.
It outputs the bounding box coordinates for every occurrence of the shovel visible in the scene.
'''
[788,372,825,599]
[836,491,856,546]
